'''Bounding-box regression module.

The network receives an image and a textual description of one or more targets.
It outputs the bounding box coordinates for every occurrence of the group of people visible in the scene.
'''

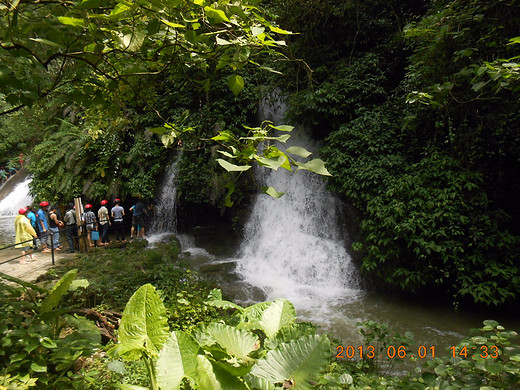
[14,197,151,262]
[15,202,63,263]
[0,166,18,184]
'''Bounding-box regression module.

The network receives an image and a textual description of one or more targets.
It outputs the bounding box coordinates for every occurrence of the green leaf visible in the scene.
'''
[269,26,293,35]
[149,126,167,136]
[261,186,285,199]
[264,323,317,350]
[69,278,89,291]
[268,124,294,132]
[228,75,244,96]
[28,38,62,47]
[204,6,229,23]
[117,284,169,359]
[204,323,260,360]
[156,331,201,389]
[58,17,87,28]
[30,363,47,373]
[160,19,186,28]
[250,334,331,390]
[206,289,243,310]
[216,36,232,45]
[255,155,286,171]
[212,131,237,142]
[216,159,251,172]
[40,269,78,314]
[251,26,265,37]
[119,385,149,390]
[259,299,297,338]
[295,159,332,176]
[195,355,248,390]
[286,146,312,158]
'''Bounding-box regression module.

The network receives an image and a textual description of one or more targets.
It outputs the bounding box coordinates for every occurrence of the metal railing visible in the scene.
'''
[0,221,135,271]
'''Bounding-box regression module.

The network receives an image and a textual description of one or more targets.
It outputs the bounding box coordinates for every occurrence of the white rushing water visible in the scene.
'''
[235,98,361,320]
[151,157,180,233]
[0,178,34,216]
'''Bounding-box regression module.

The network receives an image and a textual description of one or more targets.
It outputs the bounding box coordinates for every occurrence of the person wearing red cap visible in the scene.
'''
[15,207,37,263]
[81,204,98,247]
[37,201,51,252]
[98,200,111,245]
[111,199,126,242]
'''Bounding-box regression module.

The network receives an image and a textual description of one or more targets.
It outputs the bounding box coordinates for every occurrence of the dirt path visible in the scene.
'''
[0,247,75,282]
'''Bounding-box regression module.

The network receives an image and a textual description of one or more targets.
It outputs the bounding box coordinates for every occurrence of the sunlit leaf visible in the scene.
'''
[217,159,251,172]
[268,124,293,132]
[160,19,186,28]
[269,26,293,35]
[58,17,87,27]
[228,74,244,95]
[286,146,312,158]
[295,159,332,176]
[261,186,285,199]
[204,6,229,23]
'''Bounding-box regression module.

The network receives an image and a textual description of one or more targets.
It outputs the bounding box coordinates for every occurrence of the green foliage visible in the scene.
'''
[110,287,332,389]
[409,320,520,390]
[296,0,520,306]
[28,117,167,202]
[54,239,220,329]
[0,0,290,114]
[0,272,100,389]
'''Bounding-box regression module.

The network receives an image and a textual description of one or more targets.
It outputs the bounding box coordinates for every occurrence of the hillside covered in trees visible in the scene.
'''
[1,0,519,308]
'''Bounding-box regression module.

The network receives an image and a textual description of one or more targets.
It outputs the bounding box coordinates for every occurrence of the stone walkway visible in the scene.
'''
[0,246,75,283]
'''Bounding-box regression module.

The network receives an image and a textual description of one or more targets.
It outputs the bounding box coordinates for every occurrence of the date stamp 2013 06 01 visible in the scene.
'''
[335,345,500,360]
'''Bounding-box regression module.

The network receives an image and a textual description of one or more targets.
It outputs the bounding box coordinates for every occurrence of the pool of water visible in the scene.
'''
[159,229,520,360]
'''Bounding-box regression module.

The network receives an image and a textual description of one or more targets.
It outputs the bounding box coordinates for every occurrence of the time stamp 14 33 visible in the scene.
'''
[335,345,500,359]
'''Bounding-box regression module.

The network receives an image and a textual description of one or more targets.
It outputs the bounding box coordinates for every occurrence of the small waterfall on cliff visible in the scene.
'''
[235,99,361,320]
[0,178,34,216]
[151,158,180,234]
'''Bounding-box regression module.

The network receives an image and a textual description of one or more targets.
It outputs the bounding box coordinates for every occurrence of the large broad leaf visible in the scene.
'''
[295,159,332,176]
[264,323,317,350]
[258,299,297,338]
[203,323,260,360]
[40,269,78,314]
[250,334,331,390]
[118,284,169,359]
[195,355,248,390]
[241,301,272,322]
[156,331,201,389]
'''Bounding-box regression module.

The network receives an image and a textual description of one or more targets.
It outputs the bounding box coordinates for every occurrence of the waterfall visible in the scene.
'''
[235,98,361,317]
[0,178,34,216]
[151,157,180,233]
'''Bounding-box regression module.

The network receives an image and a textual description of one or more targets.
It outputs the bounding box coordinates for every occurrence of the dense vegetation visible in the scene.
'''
[267,0,520,308]
[1,242,520,389]
[1,0,520,305]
